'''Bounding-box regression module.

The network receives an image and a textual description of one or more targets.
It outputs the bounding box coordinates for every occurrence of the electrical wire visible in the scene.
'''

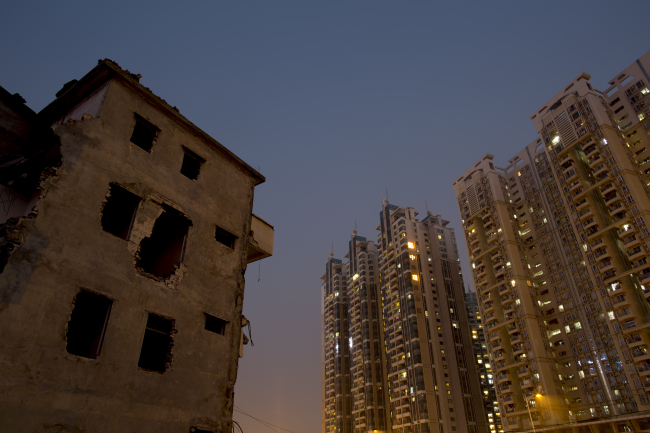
[233,405,301,433]
[233,420,244,433]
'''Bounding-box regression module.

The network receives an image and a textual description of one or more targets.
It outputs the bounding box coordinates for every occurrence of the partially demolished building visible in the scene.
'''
[0,60,273,432]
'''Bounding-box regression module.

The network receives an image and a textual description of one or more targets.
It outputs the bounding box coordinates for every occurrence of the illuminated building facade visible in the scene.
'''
[464,288,501,433]
[452,50,650,433]
[322,253,353,433]
[376,199,488,433]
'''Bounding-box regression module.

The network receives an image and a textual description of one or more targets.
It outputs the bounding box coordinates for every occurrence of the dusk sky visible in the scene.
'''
[2,2,649,432]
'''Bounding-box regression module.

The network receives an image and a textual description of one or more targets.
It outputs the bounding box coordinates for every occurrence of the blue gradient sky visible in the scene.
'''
[2,1,649,432]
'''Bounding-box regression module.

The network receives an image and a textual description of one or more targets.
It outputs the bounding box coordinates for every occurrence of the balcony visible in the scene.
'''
[588,155,602,167]
[612,295,629,308]
[604,192,621,206]
[568,179,583,192]
[598,260,615,273]
[624,234,640,248]
[609,202,627,216]
[513,344,525,355]
[637,362,650,376]
[593,164,608,177]
[584,145,598,156]
[631,346,649,361]
[600,182,616,195]
[575,198,589,210]
[628,246,646,261]
[594,247,610,259]
[247,214,274,263]
[521,378,534,388]
[490,340,503,350]
[578,207,594,220]
[518,367,531,377]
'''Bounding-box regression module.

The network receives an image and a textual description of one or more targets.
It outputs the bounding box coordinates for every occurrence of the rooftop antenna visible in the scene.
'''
[355,219,357,231]
[386,188,389,200]
[425,200,429,213]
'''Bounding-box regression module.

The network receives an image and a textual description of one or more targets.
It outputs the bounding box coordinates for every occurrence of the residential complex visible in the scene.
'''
[453,51,650,433]
[322,201,489,433]
[0,60,273,432]
[464,288,501,433]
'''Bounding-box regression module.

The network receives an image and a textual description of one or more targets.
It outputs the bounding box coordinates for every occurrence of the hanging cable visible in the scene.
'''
[233,405,300,433]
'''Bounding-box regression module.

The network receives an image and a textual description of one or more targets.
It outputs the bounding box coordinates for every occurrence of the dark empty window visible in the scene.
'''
[137,205,192,278]
[101,184,141,240]
[130,115,159,152]
[205,314,227,335]
[66,290,112,359]
[181,147,205,180]
[215,226,237,249]
[138,313,174,373]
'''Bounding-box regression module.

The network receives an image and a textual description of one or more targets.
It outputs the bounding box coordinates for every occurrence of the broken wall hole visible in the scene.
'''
[180,147,205,180]
[137,204,191,279]
[101,184,141,240]
[66,290,112,359]
[215,225,237,249]
[130,114,159,152]
[204,313,227,335]
[138,313,174,373]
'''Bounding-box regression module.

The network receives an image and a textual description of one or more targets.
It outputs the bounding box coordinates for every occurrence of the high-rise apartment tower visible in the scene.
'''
[464,288,501,433]
[453,50,650,433]
[322,203,492,433]
[377,200,488,433]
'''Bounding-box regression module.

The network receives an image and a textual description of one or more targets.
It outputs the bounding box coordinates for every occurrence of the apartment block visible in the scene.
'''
[321,230,390,433]
[464,288,501,433]
[322,252,353,433]
[322,202,490,433]
[347,231,391,433]
[453,50,650,433]
[377,200,487,433]
[0,60,273,432]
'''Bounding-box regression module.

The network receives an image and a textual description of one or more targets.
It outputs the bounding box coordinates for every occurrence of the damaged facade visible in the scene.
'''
[0,60,273,432]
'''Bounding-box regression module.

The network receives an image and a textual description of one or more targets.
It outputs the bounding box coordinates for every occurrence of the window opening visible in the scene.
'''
[101,184,141,240]
[181,147,205,180]
[215,226,237,249]
[205,314,228,335]
[66,290,112,359]
[138,313,174,373]
[137,205,191,278]
[130,114,159,152]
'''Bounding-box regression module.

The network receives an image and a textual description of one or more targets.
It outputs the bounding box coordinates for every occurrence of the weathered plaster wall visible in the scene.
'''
[0,78,256,433]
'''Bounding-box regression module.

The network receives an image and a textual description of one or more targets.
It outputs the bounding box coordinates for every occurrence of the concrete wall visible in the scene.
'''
[0,78,257,433]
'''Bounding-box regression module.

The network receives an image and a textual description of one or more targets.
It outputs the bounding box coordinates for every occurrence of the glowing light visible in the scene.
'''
[407,242,415,249]
[352,274,359,281]
[552,135,560,144]
[412,274,419,281]
[511,279,516,287]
